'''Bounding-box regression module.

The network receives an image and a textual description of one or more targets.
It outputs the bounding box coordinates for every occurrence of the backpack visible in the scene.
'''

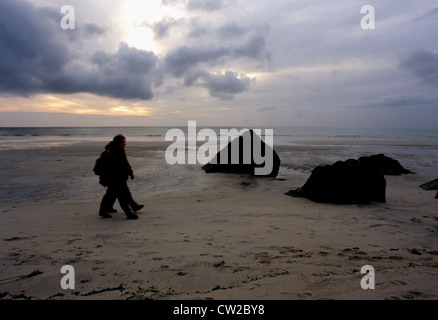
[93,151,110,176]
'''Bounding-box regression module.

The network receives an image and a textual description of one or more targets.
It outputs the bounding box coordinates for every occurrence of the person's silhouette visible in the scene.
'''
[98,135,144,219]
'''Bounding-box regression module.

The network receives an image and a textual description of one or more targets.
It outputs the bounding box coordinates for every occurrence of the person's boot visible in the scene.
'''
[99,212,112,218]
[132,204,144,212]
[126,212,138,220]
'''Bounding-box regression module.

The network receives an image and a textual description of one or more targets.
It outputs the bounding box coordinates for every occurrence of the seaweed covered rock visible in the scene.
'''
[202,129,281,177]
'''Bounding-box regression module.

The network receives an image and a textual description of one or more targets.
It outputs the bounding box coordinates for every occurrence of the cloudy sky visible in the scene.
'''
[0,0,437,127]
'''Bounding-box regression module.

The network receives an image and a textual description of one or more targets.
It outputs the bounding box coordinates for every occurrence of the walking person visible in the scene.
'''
[97,134,144,220]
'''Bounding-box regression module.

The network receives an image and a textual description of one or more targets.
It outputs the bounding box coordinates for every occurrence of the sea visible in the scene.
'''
[0,126,437,204]
[1,126,438,150]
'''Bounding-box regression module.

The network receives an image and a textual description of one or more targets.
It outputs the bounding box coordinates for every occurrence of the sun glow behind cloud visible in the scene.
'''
[110,105,153,116]
[0,93,157,118]
[120,0,183,53]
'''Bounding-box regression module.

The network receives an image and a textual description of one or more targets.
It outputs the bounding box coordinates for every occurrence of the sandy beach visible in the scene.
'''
[2,0,438,307]
[0,138,437,300]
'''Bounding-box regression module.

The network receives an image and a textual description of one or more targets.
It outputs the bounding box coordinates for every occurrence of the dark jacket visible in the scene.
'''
[100,142,133,185]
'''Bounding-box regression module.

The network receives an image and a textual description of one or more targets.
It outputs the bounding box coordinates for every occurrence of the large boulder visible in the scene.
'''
[286,154,413,204]
[202,129,281,177]
[359,154,414,175]
[419,178,438,190]
[286,157,386,204]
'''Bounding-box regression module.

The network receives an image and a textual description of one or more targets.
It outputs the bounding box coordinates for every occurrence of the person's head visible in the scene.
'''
[113,134,126,148]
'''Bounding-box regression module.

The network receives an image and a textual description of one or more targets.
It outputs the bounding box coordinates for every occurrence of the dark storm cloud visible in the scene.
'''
[153,17,177,39]
[232,36,270,60]
[205,71,252,100]
[83,23,105,37]
[92,43,158,75]
[85,42,161,100]
[1,0,261,101]
[0,0,68,96]
[141,17,184,39]
[182,69,252,100]
[149,18,250,41]
[20,43,161,100]
[0,0,160,100]
[163,33,268,99]
[400,50,438,85]
[164,46,230,77]
[180,19,248,41]
[164,35,269,76]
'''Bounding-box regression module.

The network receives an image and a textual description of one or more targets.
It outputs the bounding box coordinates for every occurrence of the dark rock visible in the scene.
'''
[286,156,386,204]
[419,178,438,190]
[285,154,414,204]
[358,154,414,175]
[202,129,281,177]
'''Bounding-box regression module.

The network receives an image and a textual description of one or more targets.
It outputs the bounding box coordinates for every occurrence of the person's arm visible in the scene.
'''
[123,150,134,179]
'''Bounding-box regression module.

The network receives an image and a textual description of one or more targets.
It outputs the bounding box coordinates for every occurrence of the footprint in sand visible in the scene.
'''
[408,248,423,255]
[4,237,29,241]
[213,260,227,268]
[390,280,407,286]
[402,291,432,299]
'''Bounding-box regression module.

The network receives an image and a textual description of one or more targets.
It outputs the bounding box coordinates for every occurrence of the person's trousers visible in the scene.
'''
[99,180,135,215]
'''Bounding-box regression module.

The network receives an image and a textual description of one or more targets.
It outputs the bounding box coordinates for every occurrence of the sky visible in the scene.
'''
[0,0,437,128]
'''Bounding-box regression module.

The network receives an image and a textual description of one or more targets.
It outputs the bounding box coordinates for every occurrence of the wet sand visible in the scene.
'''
[0,140,437,300]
